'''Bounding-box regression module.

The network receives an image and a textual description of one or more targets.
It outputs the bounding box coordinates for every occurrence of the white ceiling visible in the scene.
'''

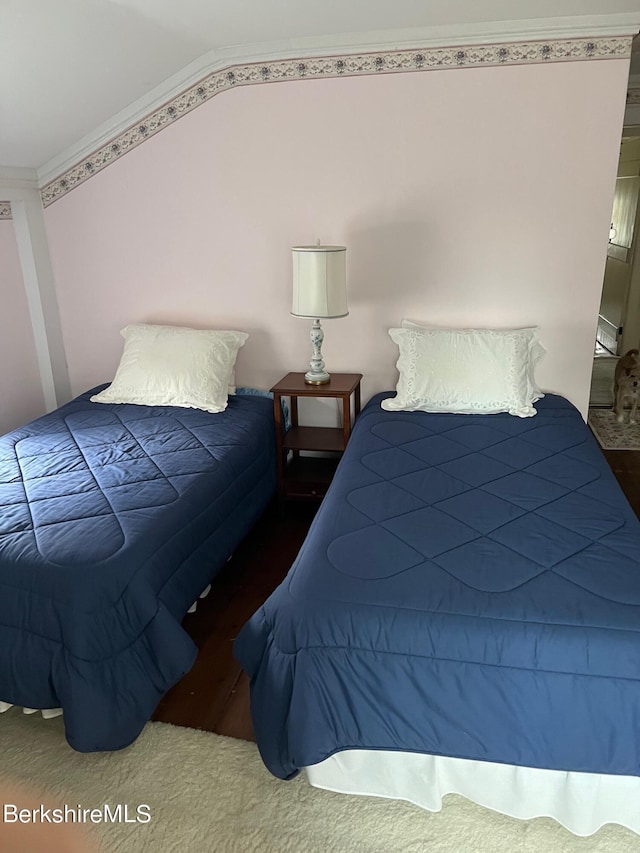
[2,0,640,174]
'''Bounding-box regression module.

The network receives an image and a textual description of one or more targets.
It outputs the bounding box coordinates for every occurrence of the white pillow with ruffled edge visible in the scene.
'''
[401,319,545,406]
[382,324,545,418]
[90,324,248,413]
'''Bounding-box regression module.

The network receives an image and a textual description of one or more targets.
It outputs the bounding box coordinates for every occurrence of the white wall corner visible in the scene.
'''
[10,193,72,411]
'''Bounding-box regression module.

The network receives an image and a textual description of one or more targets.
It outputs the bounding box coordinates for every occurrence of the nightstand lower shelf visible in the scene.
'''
[283,426,344,453]
[282,455,341,500]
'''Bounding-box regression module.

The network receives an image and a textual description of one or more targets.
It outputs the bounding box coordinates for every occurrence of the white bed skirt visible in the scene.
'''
[305,749,640,837]
[0,702,62,719]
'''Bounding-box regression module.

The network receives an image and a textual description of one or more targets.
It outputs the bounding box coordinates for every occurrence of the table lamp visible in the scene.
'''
[291,242,348,384]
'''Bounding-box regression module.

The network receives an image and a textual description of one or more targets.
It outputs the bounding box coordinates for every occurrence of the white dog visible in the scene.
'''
[613,348,640,424]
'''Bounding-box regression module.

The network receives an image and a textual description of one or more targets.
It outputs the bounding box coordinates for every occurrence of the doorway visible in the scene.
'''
[596,132,640,358]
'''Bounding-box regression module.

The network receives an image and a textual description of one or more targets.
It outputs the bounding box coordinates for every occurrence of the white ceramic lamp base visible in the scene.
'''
[305,319,330,384]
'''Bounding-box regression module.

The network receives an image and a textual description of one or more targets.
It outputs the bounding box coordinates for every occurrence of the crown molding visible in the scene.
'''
[0,169,39,219]
[36,22,637,207]
[38,14,640,189]
[0,166,39,186]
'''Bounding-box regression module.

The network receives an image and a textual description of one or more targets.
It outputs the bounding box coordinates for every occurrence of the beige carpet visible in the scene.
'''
[0,709,638,853]
[588,408,640,451]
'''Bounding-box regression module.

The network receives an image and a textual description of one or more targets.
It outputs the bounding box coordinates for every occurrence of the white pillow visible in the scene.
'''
[90,324,248,413]
[382,324,545,418]
[401,319,545,405]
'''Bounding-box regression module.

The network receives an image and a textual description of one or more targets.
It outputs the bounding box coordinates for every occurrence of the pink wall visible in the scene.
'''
[0,221,45,434]
[44,58,629,416]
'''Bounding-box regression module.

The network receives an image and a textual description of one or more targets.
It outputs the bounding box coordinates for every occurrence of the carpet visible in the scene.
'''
[1,713,639,852]
[588,408,640,451]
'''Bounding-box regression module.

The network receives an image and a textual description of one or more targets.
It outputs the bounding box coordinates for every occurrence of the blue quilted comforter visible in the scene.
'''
[0,388,275,751]
[235,393,640,780]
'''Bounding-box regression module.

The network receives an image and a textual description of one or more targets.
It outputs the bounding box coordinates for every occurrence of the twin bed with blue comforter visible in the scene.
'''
[236,392,640,835]
[0,387,275,752]
[5,370,640,833]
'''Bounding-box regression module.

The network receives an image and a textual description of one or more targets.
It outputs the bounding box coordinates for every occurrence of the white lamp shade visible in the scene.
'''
[291,245,348,318]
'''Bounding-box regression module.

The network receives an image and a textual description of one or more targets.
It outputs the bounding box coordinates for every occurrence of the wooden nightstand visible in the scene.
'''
[271,372,362,502]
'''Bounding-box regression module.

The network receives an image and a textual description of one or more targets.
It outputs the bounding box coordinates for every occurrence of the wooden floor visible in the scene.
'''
[603,449,640,513]
[152,502,317,741]
[153,450,640,742]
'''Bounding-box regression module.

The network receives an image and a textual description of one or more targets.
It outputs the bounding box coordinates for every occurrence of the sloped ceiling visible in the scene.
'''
[1,0,640,175]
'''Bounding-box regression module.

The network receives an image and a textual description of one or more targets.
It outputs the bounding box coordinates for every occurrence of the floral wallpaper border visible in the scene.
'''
[2,35,633,217]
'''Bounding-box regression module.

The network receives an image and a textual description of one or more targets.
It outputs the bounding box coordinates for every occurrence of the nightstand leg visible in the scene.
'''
[343,395,350,447]
[273,392,286,508]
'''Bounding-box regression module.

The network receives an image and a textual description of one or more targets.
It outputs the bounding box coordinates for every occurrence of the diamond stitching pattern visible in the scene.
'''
[348,482,425,522]
[0,395,256,565]
[361,448,427,479]
[481,472,569,510]
[481,437,554,468]
[488,514,591,569]
[382,507,480,558]
[330,397,638,601]
[435,490,526,534]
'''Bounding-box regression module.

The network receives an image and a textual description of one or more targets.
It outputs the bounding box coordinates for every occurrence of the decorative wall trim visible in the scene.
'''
[37,35,632,209]
[0,202,12,220]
